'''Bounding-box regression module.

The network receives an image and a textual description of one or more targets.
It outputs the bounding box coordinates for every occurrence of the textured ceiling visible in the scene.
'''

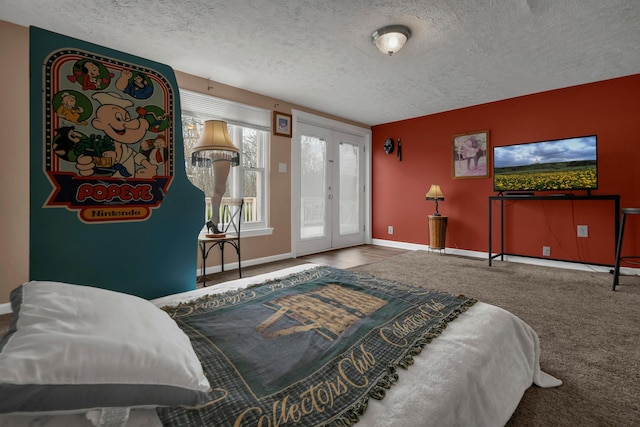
[1,0,639,126]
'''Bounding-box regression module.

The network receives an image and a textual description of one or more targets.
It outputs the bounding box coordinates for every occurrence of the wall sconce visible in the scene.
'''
[371,25,412,56]
[192,120,240,235]
[425,184,445,216]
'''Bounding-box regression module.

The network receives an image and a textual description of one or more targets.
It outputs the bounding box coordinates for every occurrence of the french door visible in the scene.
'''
[294,121,367,256]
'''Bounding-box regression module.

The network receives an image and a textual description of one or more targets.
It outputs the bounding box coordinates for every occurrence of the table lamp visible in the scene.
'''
[426,184,444,216]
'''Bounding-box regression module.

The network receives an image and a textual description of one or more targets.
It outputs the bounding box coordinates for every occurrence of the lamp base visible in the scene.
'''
[428,215,448,250]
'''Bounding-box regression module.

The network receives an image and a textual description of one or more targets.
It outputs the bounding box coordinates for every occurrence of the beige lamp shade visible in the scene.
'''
[425,184,444,201]
[192,120,240,165]
[425,184,444,216]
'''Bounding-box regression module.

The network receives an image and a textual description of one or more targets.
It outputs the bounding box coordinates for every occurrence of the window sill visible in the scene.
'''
[240,227,274,238]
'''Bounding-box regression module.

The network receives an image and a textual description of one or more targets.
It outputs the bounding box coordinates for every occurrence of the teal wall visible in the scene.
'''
[29,27,203,299]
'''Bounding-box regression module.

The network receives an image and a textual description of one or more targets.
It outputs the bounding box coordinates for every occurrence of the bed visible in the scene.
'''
[0,263,560,427]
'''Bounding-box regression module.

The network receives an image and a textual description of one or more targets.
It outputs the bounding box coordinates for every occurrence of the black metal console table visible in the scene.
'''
[488,194,620,266]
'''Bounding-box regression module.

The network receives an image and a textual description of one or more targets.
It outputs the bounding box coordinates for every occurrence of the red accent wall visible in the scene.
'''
[372,74,640,265]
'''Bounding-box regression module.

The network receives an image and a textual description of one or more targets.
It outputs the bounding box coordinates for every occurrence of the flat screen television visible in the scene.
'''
[493,135,597,194]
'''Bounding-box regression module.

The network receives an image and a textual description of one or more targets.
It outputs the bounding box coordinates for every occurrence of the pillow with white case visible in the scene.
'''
[0,280,210,415]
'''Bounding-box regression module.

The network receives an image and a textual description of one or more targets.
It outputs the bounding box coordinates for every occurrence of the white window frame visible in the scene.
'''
[227,125,269,231]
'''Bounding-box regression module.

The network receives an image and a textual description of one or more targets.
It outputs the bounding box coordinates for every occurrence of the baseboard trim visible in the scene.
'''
[371,239,639,275]
[198,241,640,281]
[0,303,11,315]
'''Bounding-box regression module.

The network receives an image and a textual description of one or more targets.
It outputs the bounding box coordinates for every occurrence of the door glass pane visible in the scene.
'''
[339,142,359,235]
[300,135,326,239]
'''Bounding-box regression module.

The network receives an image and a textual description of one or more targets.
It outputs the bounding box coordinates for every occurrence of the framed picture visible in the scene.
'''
[273,111,292,137]
[452,130,490,179]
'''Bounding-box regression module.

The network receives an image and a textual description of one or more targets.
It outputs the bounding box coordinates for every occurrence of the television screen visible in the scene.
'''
[493,135,597,193]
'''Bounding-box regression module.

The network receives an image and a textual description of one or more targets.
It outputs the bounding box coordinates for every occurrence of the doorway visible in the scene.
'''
[292,112,371,256]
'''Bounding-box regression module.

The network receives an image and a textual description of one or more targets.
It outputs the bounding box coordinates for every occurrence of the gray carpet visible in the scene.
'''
[348,251,640,427]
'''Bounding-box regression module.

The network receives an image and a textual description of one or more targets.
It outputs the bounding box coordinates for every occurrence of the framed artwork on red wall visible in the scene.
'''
[452,130,490,179]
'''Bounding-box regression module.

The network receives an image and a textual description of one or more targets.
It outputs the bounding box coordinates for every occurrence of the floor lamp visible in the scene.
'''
[191,120,239,236]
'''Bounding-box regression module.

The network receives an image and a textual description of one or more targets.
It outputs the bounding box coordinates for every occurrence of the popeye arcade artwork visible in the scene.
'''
[43,49,174,222]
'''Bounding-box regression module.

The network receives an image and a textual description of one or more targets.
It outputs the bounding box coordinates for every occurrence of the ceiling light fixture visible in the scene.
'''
[371,25,412,56]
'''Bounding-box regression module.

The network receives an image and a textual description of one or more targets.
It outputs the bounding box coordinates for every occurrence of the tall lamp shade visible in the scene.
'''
[425,184,445,216]
[192,120,240,165]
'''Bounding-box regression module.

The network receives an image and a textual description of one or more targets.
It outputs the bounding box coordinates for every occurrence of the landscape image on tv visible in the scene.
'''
[493,135,597,192]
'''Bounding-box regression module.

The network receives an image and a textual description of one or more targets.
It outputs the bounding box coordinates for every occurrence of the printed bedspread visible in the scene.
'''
[156,266,477,426]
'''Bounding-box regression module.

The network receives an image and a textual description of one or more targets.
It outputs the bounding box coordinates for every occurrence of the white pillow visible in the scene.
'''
[0,281,210,415]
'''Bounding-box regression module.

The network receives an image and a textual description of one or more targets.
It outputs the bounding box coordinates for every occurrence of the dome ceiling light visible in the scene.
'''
[371,25,412,56]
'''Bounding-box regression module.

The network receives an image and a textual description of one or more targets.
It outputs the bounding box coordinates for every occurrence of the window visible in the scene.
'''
[180,90,270,232]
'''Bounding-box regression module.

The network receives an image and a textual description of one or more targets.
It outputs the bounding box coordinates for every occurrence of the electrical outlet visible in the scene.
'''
[388,225,394,235]
[542,246,551,257]
[577,225,588,237]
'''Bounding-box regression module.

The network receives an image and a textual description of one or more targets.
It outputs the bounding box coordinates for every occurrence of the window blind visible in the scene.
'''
[179,89,271,132]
